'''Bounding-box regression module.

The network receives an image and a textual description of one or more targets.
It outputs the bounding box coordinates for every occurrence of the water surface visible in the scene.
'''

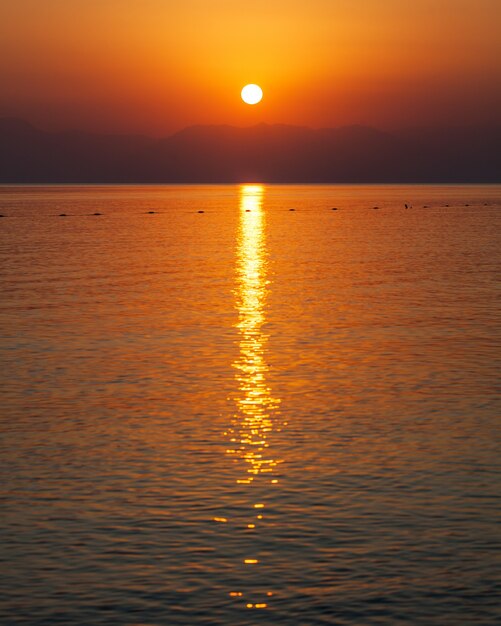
[1,185,500,625]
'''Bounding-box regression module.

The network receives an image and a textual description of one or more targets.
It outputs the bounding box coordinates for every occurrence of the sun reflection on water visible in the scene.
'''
[224,184,283,609]
[230,185,281,485]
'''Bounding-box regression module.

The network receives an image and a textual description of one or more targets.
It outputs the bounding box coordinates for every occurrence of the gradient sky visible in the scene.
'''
[1,0,500,135]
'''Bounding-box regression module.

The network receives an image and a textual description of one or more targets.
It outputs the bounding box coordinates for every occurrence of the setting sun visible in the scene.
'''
[241,84,263,105]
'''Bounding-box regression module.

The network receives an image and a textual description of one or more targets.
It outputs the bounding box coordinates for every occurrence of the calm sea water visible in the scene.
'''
[1,185,500,625]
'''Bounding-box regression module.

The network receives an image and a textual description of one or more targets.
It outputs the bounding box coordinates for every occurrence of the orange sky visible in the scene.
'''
[1,0,500,135]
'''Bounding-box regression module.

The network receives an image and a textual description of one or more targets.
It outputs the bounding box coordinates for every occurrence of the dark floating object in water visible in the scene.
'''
[93,212,102,216]
[147,210,156,214]
[423,205,429,208]
[404,203,408,209]
[289,208,295,211]
[198,210,204,213]
[245,209,251,212]
[465,204,470,207]
[373,206,379,209]
[0,214,4,217]
[331,207,338,210]
[59,213,67,217]
[444,204,449,207]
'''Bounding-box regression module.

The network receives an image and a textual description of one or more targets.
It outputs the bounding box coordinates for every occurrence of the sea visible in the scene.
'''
[1,184,500,625]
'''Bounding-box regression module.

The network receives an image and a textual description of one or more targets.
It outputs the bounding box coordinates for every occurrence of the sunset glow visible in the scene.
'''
[1,1,499,135]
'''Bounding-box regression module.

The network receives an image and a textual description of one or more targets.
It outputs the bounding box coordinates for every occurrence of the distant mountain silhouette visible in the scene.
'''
[0,118,499,182]
[0,118,153,183]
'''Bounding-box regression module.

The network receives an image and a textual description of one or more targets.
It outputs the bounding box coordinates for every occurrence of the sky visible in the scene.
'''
[1,0,500,135]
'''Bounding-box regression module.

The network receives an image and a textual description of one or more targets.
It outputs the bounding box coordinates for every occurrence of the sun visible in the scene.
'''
[241,84,263,105]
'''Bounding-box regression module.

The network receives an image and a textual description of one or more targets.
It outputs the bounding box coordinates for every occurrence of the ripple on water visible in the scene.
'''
[0,184,500,625]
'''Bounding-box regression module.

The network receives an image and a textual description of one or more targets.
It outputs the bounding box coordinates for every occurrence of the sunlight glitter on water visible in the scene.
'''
[224,185,283,606]
[229,184,282,485]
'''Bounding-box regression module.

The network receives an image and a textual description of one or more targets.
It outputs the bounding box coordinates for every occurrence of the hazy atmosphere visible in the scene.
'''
[1,0,500,135]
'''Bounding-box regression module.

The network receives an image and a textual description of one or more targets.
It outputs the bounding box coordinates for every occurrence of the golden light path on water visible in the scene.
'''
[224,185,283,610]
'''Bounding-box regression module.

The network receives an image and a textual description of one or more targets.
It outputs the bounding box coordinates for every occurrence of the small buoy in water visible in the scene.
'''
[289,208,295,211]
[373,206,379,210]
[404,203,408,209]
[59,213,67,217]
[444,204,449,207]
[147,210,155,214]
[245,209,251,212]
[93,212,102,216]
[423,205,429,208]
[465,204,470,207]
[331,207,338,211]
[198,210,204,213]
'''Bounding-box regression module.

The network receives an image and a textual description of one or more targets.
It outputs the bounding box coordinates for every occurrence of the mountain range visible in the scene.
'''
[0,118,499,183]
